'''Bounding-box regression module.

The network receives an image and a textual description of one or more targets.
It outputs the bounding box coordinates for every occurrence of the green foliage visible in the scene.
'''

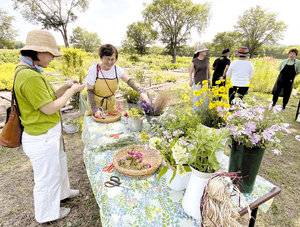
[0,50,20,64]
[123,21,158,56]
[127,55,140,62]
[165,75,177,83]
[12,0,89,47]
[234,5,288,57]
[128,107,144,117]
[143,0,211,63]
[152,73,164,85]
[187,124,229,173]
[0,9,18,49]
[128,68,145,83]
[148,45,164,55]
[212,31,241,54]
[122,89,140,103]
[70,26,101,52]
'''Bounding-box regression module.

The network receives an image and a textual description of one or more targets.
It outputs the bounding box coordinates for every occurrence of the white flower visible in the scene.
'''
[149,137,161,149]
[172,142,189,165]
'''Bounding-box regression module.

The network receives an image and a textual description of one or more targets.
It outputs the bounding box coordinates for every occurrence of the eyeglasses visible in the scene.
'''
[103,56,117,62]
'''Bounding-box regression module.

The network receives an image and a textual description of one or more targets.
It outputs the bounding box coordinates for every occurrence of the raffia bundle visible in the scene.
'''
[200,172,248,227]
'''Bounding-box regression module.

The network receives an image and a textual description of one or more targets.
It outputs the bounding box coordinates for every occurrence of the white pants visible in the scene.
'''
[22,123,71,223]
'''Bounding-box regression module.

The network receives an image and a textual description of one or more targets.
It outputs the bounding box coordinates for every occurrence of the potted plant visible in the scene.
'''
[217,95,290,193]
[62,117,81,134]
[122,88,140,109]
[126,107,145,132]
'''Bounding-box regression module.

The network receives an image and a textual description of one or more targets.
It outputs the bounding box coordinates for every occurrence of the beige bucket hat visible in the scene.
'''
[20,29,62,57]
[194,44,209,54]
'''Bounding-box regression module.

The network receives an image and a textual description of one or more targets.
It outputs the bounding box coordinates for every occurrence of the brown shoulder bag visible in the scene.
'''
[0,67,29,148]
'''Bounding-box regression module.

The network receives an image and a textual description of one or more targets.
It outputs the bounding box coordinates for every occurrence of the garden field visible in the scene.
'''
[0,49,300,226]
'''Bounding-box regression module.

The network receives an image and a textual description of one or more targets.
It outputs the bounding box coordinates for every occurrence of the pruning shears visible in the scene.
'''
[109,132,124,139]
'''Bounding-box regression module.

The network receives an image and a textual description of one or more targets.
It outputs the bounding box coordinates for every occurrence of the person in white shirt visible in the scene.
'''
[226,46,253,105]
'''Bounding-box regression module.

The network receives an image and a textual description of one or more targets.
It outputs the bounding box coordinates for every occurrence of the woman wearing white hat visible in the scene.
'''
[14,29,86,223]
[189,44,211,110]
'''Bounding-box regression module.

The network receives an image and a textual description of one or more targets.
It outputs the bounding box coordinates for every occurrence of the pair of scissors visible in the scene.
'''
[104,176,132,190]
[109,132,123,139]
[102,163,114,173]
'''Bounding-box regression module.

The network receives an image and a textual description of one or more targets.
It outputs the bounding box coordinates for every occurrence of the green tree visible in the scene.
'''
[14,41,25,49]
[12,0,89,47]
[121,38,137,55]
[123,21,158,56]
[70,26,101,52]
[212,31,241,53]
[234,5,288,57]
[143,0,211,63]
[148,45,164,55]
[0,8,18,49]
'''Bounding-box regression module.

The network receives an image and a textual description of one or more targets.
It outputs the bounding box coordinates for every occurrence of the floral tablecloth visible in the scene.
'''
[82,116,277,227]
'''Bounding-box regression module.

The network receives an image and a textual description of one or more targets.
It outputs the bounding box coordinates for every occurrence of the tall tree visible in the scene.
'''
[70,26,101,52]
[143,0,211,63]
[12,0,89,47]
[234,5,287,57]
[0,8,18,49]
[212,31,241,53]
[124,21,158,56]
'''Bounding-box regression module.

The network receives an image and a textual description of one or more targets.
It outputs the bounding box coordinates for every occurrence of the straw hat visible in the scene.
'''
[20,29,62,57]
[195,44,209,54]
[237,46,250,57]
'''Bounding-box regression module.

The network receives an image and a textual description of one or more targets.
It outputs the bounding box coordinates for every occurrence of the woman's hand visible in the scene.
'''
[94,109,104,119]
[66,79,79,88]
[140,93,150,103]
[189,79,193,87]
[70,82,86,94]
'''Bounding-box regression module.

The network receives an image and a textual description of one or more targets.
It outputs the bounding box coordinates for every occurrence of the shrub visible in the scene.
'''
[128,55,140,62]
[165,75,177,83]
[0,63,16,90]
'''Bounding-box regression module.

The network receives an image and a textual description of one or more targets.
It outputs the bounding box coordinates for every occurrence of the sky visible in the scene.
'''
[2,0,300,48]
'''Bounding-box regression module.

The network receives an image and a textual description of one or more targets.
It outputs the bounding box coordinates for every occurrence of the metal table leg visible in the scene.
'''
[248,207,258,227]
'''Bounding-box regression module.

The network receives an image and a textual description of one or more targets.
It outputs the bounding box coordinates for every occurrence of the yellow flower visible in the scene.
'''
[221,79,225,82]
[224,103,230,108]
[151,209,155,214]
[158,208,162,213]
[193,89,200,96]
[183,115,186,121]
[202,80,208,84]
[150,216,154,220]
[200,99,204,104]
[219,86,226,92]
[184,96,190,102]
[223,116,227,120]
[194,101,200,107]
[196,82,201,87]
[142,133,147,139]
[182,94,187,98]
[226,84,233,89]
[208,103,214,109]
[184,85,188,90]
[222,94,228,100]
[247,84,254,88]
[227,112,231,116]
[215,80,221,85]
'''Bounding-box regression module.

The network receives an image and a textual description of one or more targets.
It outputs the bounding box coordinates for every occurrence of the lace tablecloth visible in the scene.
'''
[82,116,276,226]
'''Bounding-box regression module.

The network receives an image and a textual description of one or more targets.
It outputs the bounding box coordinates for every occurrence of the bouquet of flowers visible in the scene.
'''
[139,92,171,116]
[217,96,290,154]
[183,80,233,128]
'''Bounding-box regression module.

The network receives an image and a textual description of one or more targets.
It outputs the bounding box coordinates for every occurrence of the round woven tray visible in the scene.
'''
[92,109,121,123]
[113,145,162,177]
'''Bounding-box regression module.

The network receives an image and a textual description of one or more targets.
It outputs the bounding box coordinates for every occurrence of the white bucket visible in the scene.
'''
[165,168,191,191]
[182,166,215,220]
[63,123,79,134]
[128,116,144,131]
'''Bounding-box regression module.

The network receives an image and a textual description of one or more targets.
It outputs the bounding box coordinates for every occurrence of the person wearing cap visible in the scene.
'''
[189,44,211,110]
[85,44,149,118]
[14,29,86,223]
[271,48,300,110]
[212,48,231,87]
[226,46,253,105]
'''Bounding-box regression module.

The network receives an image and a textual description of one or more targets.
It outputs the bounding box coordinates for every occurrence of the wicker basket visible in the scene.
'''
[92,109,121,123]
[113,145,162,177]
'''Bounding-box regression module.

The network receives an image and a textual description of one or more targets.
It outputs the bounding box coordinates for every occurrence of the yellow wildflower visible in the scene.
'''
[247,84,254,88]
[219,86,226,92]
[223,116,227,120]
[224,103,230,108]
[222,94,228,100]
[158,208,162,213]
[215,80,221,85]
[194,101,200,107]
[151,209,155,214]
[184,85,188,90]
[202,80,208,84]
[227,112,231,116]
[193,89,200,96]
[184,96,190,102]
[150,216,154,220]
[226,84,233,89]
[221,79,225,82]
[182,94,187,98]
[142,133,147,139]
[200,99,204,104]
[183,115,186,121]
[196,82,201,87]
[208,103,214,109]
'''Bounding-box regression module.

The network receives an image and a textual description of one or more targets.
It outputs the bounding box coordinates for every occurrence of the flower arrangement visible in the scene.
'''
[122,88,140,103]
[217,96,290,154]
[138,92,171,116]
[183,80,233,128]
[127,107,144,118]
[118,149,151,170]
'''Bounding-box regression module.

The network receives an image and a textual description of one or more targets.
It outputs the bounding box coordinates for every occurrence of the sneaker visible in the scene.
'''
[67,189,80,199]
[58,207,70,220]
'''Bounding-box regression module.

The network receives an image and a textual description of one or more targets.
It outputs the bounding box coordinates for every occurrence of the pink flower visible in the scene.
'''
[249,133,261,145]
[147,163,151,168]
[124,111,129,118]
[272,149,282,155]
[117,103,123,111]
[134,198,138,202]
[128,199,132,203]
[128,151,135,155]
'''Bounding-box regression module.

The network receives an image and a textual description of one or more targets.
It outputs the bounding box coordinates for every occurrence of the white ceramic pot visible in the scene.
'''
[165,168,191,191]
[182,166,215,221]
[63,123,79,134]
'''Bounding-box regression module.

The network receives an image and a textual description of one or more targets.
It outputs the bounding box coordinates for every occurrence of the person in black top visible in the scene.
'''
[212,48,231,87]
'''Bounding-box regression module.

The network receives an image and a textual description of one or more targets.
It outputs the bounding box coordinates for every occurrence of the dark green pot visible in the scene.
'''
[228,140,265,193]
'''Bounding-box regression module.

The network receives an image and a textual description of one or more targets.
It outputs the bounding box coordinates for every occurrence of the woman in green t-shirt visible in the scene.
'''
[14,29,86,223]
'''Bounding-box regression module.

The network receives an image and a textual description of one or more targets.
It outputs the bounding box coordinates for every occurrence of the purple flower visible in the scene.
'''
[163,131,170,139]
[272,149,282,155]
[262,128,275,142]
[179,138,188,146]
[249,133,261,145]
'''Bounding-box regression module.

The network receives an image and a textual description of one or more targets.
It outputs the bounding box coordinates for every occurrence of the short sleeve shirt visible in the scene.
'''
[14,66,60,135]
[212,56,230,79]
[279,59,300,73]
[86,64,125,86]
[192,56,210,85]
